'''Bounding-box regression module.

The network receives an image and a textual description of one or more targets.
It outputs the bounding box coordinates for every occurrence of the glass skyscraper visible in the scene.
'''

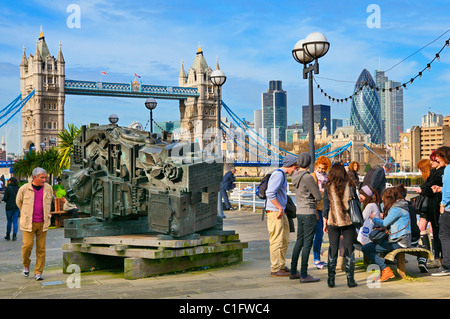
[375,70,404,144]
[262,80,287,143]
[350,69,383,144]
[302,104,331,133]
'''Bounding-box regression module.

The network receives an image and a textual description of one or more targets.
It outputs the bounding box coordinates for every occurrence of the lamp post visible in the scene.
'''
[210,68,227,219]
[145,97,157,133]
[292,32,330,172]
[108,114,119,125]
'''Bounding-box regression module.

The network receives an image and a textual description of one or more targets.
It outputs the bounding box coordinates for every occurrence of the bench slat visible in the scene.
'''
[384,248,434,262]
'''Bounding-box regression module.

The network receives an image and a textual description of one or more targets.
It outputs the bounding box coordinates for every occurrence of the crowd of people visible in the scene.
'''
[257,145,450,287]
[3,146,450,285]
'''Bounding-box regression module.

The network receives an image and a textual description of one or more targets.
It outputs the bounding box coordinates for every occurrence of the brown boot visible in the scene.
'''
[380,267,395,282]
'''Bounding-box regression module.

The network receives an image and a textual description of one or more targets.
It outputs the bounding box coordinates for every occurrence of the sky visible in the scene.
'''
[0,0,449,155]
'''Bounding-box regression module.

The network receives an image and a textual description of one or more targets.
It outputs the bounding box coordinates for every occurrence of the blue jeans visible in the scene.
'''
[313,210,324,262]
[221,187,231,210]
[290,214,317,277]
[6,209,20,235]
[361,239,402,271]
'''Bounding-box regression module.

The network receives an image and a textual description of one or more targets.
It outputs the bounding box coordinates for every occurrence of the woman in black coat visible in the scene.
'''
[420,152,445,266]
[3,177,20,241]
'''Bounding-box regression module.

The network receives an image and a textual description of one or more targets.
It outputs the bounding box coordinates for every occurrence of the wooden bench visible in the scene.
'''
[51,211,66,228]
[354,244,433,280]
[51,197,66,228]
[383,247,434,280]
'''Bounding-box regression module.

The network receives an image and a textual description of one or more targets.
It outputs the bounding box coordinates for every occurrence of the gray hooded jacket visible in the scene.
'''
[292,170,322,215]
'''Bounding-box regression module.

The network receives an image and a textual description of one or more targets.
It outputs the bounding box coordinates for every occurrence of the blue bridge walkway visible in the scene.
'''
[64,79,199,99]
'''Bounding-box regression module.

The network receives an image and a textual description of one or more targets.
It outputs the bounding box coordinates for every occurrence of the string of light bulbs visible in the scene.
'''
[313,37,450,104]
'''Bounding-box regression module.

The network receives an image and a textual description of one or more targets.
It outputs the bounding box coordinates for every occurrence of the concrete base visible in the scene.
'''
[62,232,248,279]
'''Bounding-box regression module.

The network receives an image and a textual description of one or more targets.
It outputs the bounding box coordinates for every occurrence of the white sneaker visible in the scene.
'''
[34,274,43,281]
[431,267,450,276]
[23,267,29,277]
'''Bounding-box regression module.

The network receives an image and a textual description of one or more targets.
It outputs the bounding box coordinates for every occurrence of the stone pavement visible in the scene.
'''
[0,201,449,303]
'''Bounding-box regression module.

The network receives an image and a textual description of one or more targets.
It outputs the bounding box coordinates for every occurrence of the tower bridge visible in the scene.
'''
[18,28,219,153]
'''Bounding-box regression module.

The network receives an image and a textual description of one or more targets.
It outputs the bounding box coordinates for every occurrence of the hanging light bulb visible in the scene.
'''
[446,39,449,47]
[419,71,422,79]
[436,53,440,61]
[427,63,431,71]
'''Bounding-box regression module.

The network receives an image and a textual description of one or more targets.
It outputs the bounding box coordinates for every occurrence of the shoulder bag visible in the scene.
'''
[369,213,410,244]
[348,187,364,228]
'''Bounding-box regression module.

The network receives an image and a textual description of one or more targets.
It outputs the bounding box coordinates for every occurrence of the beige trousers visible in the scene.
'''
[266,212,290,272]
[22,222,47,275]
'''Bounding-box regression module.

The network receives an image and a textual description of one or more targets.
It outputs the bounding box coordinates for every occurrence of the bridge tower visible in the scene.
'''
[178,44,221,150]
[20,27,65,153]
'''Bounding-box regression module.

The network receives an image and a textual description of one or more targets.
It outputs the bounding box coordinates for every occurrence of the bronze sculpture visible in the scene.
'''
[62,123,223,238]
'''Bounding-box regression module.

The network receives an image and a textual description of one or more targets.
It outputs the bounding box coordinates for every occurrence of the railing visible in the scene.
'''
[229,181,295,213]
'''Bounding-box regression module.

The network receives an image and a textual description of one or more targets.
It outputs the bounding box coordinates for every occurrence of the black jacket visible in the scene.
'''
[3,185,20,211]
[221,171,235,191]
[420,166,444,224]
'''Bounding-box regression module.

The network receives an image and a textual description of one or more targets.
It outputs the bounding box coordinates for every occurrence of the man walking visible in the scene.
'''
[221,167,236,215]
[16,167,53,280]
[266,155,298,277]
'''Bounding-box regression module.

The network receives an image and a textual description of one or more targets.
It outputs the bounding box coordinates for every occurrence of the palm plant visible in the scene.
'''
[12,150,39,179]
[57,123,82,169]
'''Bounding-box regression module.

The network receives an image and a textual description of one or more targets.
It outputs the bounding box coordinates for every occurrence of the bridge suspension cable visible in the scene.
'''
[221,121,282,160]
[0,90,35,128]
[222,101,297,158]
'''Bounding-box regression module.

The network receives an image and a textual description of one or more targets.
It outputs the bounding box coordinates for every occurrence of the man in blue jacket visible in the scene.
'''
[221,167,236,214]
[266,155,298,277]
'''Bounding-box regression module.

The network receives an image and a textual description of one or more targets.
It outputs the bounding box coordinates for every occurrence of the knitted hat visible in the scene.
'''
[282,155,297,167]
[297,152,311,168]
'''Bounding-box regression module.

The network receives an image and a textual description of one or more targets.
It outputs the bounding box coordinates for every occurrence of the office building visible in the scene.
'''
[302,104,331,134]
[422,111,443,127]
[331,119,343,135]
[262,80,287,143]
[375,70,404,144]
[350,69,383,144]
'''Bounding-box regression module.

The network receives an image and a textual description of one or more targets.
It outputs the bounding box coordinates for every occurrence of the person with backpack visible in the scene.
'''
[265,154,298,277]
[3,177,20,241]
[290,152,322,283]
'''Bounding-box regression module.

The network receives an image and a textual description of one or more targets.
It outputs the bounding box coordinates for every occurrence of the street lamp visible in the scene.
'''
[145,97,157,133]
[210,68,227,219]
[109,114,119,125]
[292,32,329,172]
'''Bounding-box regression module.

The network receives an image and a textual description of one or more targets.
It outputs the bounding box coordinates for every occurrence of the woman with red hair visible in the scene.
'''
[415,151,445,270]
[311,156,331,269]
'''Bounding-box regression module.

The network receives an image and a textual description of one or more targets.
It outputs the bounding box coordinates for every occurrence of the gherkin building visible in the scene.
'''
[350,69,383,144]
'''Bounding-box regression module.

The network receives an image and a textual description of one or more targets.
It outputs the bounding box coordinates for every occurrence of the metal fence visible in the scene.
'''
[228,181,295,212]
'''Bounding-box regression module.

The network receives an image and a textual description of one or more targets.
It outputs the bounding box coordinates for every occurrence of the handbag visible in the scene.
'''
[369,213,411,244]
[369,227,390,244]
[285,196,297,219]
[348,188,363,228]
[413,194,428,213]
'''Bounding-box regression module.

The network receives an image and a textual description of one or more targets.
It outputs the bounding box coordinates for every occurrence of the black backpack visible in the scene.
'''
[255,169,284,200]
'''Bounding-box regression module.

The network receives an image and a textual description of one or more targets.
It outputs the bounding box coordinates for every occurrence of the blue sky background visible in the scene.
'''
[0,0,449,154]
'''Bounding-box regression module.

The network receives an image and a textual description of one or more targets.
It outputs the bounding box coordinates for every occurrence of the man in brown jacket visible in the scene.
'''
[16,167,53,280]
